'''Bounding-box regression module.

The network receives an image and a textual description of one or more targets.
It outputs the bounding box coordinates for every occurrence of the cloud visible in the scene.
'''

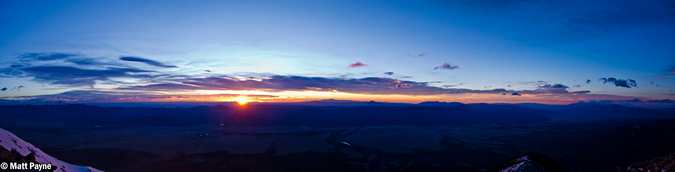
[441,83,590,95]
[18,53,76,61]
[10,85,25,91]
[657,68,675,78]
[0,67,22,76]
[528,84,578,94]
[396,83,412,88]
[65,58,112,66]
[624,98,643,102]
[519,81,548,85]
[2,52,604,100]
[4,90,278,102]
[1,53,178,87]
[599,77,637,88]
[119,56,178,68]
[407,53,425,57]
[20,66,155,86]
[649,81,659,87]
[123,76,438,95]
[384,72,394,75]
[2,51,597,99]
[120,75,593,97]
[594,98,645,103]
[434,63,460,70]
[118,83,201,91]
[441,83,465,89]
[3,69,615,103]
[1,86,25,92]
[538,83,568,89]
[647,99,675,103]
[347,61,368,68]
[511,92,520,96]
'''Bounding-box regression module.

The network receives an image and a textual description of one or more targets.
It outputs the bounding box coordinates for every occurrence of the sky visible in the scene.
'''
[1,0,674,106]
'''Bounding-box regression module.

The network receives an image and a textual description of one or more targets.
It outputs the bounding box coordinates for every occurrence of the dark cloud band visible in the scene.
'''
[599,77,637,88]
[120,56,178,68]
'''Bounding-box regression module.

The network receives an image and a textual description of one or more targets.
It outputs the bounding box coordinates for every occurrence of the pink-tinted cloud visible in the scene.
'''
[396,83,412,88]
[434,63,460,70]
[348,61,368,68]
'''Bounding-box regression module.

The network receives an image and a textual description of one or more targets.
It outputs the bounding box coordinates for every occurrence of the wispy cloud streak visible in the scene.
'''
[120,56,178,68]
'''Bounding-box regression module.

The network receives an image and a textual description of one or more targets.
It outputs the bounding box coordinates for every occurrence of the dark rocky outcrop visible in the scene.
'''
[619,151,675,172]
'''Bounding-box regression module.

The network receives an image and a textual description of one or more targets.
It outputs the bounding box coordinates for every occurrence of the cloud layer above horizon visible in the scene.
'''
[0,51,672,105]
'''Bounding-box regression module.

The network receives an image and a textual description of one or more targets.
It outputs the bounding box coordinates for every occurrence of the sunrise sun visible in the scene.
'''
[234,97,251,105]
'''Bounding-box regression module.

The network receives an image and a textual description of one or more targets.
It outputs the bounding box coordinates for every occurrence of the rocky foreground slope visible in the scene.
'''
[0,128,102,172]
[620,151,675,172]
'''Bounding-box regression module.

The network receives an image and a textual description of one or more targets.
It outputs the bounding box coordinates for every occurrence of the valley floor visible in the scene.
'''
[1,119,660,171]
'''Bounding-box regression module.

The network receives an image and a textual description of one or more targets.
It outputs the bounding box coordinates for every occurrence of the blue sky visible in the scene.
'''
[1,0,674,105]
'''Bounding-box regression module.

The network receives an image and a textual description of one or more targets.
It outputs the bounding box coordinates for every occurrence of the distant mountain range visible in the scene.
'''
[2,98,673,109]
[0,103,552,127]
[0,101,673,128]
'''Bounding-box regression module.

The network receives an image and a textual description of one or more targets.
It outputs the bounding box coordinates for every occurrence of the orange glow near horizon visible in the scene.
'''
[28,89,650,106]
[234,97,252,105]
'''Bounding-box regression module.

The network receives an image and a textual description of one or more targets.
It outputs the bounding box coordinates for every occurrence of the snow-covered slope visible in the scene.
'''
[486,152,569,172]
[0,128,102,172]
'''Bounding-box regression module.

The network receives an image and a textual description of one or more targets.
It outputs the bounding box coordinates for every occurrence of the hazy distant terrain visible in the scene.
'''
[1,103,674,171]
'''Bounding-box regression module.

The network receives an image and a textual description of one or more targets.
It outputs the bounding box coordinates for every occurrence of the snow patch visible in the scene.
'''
[0,128,103,172]
[499,155,530,172]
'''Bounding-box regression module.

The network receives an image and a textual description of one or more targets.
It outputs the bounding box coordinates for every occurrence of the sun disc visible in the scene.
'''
[234,97,250,105]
